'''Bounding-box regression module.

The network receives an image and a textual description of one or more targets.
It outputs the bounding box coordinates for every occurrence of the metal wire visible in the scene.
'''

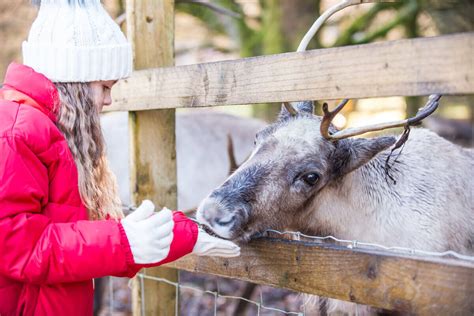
[175,276,179,316]
[139,273,145,316]
[137,274,304,315]
[263,229,474,262]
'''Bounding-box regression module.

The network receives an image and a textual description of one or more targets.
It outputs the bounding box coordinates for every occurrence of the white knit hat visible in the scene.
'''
[22,0,132,82]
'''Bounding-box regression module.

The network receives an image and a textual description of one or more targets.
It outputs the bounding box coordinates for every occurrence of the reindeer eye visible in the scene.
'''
[215,216,235,226]
[302,173,319,186]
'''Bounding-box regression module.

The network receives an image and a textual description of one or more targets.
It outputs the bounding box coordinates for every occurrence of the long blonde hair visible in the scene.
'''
[54,82,123,220]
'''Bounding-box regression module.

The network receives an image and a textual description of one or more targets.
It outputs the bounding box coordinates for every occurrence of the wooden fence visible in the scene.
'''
[115,0,474,315]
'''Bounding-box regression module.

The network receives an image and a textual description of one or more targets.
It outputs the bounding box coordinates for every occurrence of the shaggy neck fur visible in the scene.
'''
[300,129,473,253]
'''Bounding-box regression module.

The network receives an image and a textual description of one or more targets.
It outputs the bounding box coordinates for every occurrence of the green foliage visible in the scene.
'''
[175,0,426,56]
[176,0,261,57]
[175,0,472,122]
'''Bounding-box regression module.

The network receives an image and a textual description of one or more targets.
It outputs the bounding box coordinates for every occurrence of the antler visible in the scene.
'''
[227,134,239,173]
[320,99,350,139]
[321,94,441,141]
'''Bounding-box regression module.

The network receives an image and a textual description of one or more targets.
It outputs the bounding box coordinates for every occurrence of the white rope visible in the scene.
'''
[138,274,304,315]
[263,229,474,262]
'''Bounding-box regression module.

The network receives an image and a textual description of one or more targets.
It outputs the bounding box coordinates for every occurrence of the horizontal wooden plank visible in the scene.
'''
[165,237,474,314]
[109,33,473,111]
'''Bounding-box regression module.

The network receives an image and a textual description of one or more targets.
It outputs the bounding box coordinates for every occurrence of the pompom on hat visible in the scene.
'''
[23,0,132,82]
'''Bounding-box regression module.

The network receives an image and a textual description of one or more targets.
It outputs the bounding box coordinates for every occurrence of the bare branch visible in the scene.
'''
[176,0,241,19]
[334,2,391,46]
[115,0,242,26]
[297,0,398,52]
[352,0,419,45]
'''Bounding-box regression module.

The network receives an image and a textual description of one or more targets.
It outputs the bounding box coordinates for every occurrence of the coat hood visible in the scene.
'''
[1,62,59,122]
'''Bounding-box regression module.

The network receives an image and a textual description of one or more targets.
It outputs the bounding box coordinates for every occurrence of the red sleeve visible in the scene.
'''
[0,135,138,284]
[158,211,198,264]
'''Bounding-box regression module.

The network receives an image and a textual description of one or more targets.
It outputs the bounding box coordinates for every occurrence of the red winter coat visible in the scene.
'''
[0,63,198,316]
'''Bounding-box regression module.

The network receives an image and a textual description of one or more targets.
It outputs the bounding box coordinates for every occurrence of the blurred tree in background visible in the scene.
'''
[174,0,472,123]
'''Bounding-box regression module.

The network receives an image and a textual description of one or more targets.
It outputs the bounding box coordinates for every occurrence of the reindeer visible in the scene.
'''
[196,97,474,314]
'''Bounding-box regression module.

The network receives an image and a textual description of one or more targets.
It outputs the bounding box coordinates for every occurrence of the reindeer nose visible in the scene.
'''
[197,197,241,239]
[197,197,235,227]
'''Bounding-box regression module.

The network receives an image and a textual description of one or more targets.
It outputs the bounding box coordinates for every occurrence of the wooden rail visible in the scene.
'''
[109,32,474,111]
[166,237,474,315]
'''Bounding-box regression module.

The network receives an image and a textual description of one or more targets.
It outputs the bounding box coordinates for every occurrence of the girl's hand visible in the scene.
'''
[192,228,240,257]
[121,200,174,264]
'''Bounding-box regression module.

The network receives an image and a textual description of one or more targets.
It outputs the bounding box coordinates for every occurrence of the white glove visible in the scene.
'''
[121,200,174,264]
[192,228,240,258]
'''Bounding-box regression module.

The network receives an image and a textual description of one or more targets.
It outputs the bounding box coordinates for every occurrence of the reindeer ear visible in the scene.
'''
[278,101,314,121]
[278,103,295,120]
[295,100,314,113]
[330,136,396,179]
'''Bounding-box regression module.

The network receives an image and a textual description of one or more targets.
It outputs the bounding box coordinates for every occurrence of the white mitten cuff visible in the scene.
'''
[192,228,240,258]
[121,201,175,264]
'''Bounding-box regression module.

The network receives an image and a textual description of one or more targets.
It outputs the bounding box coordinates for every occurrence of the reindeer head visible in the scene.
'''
[196,96,440,241]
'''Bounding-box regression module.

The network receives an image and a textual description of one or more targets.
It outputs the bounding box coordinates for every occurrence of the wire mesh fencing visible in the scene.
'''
[95,271,319,316]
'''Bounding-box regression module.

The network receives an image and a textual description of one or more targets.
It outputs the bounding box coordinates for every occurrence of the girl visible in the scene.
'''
[0,1,239,315]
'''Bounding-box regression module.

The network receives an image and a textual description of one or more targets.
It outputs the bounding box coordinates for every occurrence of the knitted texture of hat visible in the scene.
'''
[23,0,132,82]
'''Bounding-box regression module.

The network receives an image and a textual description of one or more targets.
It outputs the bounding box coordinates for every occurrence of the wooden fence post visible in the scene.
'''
[125,1,178,315]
